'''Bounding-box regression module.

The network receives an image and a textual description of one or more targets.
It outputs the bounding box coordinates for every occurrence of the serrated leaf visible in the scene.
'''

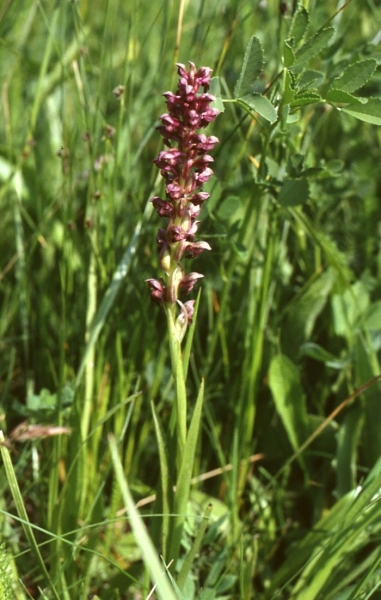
[341,98,381,125]
[268,354,308,454]
[290,91,322,107]
[234,36,264,98]
[326,88,364,104]
[289,5,309,47]
[278,178,309,206]
[284,41,295,68]
[284,69,295,103]
[334,58,377,93]
[240,92,277,122]
[209,77,225,113]
[291,27,335,70]
[297,69,325,90]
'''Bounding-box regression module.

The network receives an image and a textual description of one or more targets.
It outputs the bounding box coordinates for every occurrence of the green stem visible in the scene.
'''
[164,303,187,463]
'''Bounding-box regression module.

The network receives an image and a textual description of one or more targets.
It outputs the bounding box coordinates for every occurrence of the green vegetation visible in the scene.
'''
[1,0,381,598]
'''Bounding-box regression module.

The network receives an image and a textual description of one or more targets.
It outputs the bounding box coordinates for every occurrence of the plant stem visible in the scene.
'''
[164,304,187,464]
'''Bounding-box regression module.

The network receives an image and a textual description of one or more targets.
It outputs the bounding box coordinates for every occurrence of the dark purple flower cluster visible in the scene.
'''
[146,62,219,329]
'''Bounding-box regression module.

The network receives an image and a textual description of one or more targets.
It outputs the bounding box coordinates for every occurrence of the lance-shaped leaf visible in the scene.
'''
[288,5,309,47]
[290,91,322,107]
[268,354,308,455]
[291,27,334,70]
[326,89,365,104]
[240,93,277,123]
[234,36,264,98]
[342,98,381,125]
[333,58,377,93]
[297,69,325,90]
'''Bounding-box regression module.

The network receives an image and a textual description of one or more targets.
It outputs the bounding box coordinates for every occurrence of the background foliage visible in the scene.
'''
[1,0,381,598]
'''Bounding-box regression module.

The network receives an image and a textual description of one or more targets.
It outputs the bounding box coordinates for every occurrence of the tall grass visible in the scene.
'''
[1,0,381,598]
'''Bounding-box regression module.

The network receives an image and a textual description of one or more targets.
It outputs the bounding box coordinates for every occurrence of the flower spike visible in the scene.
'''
[146,62,219,329]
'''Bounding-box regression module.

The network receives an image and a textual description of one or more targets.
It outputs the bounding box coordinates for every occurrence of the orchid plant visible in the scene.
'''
[146,62,219,339]
[146,62,219,569]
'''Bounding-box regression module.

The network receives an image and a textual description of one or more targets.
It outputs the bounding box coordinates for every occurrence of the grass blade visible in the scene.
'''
[108,434,178,600]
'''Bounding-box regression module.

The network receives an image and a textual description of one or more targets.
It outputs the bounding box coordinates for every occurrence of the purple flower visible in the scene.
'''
[147,62,219,328]
[146,278,165,304]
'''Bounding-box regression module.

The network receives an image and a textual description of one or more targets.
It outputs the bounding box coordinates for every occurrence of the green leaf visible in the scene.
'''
[240,93,277,122]
[0,432,61,599]
[209,76,225,113]
[365,300,381,331]
[281,267,337,359]
[284,69,295,104]
[75,198,153,389]
[278,178,309,206]
[169,380,205,560]
[334,58,377,93]
[177,503,213,590]
[284,41,295,68]
[326,88,365,104]
[297,69,325,90]
[354,333,381,466]
[151,402,171,556]
[289,5,309,47]
[290,91,322,107]
[341,98,381,125]
[216,195,243,221]
[336,405,363,497]
[234,36,264,98]
[109,435,178,600]
[299,342,349,369]
[290,468,381,598]
[268,354,308,454]
[291,27,335,70]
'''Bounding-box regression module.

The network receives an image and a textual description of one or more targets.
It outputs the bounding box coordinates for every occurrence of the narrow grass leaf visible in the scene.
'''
[75,199,153,388]
[182,289,201,380]
[268,485,368,593]
[291,465,381,598]
[108,435,178,600]
[151,401,171,556]
[336,405,363,496]
[0,431,60,600]
[354,333,381,465]
[177,503,213,590]
[170,380,205,561]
